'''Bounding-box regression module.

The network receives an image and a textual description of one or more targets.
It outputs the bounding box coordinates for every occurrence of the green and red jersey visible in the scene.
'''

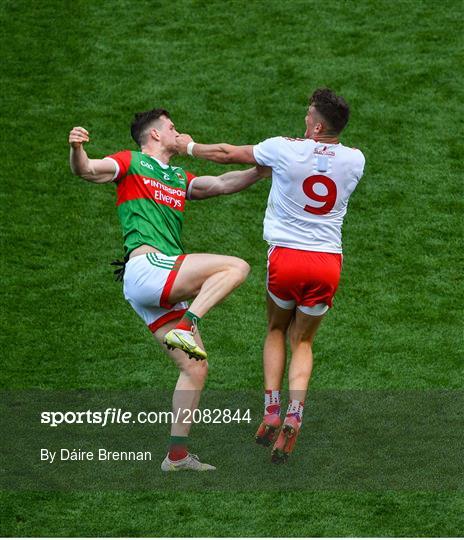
[105,151,195,257]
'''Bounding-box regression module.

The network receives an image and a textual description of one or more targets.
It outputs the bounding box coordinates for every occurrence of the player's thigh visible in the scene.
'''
[169,253,249,303]
[289,308,325,345]
[267,293,295,332]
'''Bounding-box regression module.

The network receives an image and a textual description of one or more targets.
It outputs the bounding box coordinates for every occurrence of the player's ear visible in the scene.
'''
[150,127,161,142]
[314,121,323,135]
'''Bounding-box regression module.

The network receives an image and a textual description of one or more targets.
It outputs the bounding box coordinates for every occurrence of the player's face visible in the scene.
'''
[156,116,180,151]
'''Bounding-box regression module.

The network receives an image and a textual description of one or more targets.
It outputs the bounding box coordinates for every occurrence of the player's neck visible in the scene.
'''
[141,144,172,165]
[313,135,339,144]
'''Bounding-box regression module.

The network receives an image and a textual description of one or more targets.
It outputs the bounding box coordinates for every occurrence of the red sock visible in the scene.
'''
[168,436,188,461]
[175,310,200,332]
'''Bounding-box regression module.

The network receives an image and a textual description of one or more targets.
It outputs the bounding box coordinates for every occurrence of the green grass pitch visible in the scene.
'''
[1,0,463,536]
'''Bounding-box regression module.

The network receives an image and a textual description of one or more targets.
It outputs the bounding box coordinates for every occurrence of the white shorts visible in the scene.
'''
[123,253,188,333]
[267,289,329,316]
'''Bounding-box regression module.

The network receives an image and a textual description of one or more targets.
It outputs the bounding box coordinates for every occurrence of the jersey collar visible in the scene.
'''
[148,155,170,169]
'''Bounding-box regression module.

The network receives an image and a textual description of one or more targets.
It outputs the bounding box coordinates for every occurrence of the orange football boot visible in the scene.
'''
[255,412,282,447]
[271,414,301,464]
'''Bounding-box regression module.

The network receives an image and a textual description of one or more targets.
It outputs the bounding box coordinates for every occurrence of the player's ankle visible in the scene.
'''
[285,399,304,427]
[176,310,201,332]
[264,389,281,417]
[168,436,189,461]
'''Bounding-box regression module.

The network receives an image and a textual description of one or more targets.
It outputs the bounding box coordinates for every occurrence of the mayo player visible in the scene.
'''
[69,109,267,471]
[176,88,365,463]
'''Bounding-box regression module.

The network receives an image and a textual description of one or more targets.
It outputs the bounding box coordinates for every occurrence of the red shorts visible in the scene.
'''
[267,246,342,312]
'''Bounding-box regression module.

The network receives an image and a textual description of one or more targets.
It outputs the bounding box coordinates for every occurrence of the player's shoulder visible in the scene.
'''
[105,149,133,158]
[277,135,310,147]
[258,135,311,152]
[257,135,284,146]
[352,148,365,168]
[254,136,313,166]
[282,136,307,143]
[349,146,365,158]
[104,149,134,173]
[339,144,365,164]
[258,134,301,143]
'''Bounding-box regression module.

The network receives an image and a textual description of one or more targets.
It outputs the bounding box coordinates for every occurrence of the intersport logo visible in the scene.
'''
[143,178,185,210]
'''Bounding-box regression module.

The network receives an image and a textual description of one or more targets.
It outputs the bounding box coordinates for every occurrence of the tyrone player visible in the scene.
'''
[69,109,267,471]
[176,88,365,463]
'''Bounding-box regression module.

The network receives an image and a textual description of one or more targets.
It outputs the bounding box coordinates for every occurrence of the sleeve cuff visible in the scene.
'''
[252,145,265,166]
[186,178,197,200]
[103,157,120,181]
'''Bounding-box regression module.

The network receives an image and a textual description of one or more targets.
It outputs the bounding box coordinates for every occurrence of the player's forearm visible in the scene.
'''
[70,147,110,183]
[70,146,93,179]
[191,143,241,164]
[218,167,265,195]
[177,134,255,164]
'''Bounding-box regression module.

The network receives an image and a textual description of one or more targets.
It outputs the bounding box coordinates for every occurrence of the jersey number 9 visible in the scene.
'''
[302,175,337,215]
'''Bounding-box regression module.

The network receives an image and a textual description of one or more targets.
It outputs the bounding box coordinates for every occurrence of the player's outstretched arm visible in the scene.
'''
[177,134,256,164]
[189,166,271,200]
[69,127,116,184]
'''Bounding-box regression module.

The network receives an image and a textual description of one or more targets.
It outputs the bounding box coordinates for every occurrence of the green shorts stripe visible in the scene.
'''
[146,253,176,269]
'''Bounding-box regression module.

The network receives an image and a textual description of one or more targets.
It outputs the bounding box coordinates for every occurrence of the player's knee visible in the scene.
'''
[229,258,250,284]
[289,332,314,351]
[268,312,292,332]
[268,322,288,333]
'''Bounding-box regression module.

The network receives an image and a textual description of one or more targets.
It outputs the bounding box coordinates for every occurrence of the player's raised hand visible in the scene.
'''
[69,127,90,148]
[176,133,194,154]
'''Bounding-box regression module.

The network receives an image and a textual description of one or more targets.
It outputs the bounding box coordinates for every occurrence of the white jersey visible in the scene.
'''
[253,137,365,253]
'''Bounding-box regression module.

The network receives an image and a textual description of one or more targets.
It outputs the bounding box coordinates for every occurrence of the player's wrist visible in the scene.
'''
[187,141,196,157]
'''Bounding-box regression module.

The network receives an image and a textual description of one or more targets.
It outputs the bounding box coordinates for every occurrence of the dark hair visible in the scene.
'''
[130,108,170,147]
[309,88,350,134]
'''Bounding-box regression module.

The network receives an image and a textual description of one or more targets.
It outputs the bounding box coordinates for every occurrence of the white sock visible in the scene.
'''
[264,390,281,416]
[286,399,304,422]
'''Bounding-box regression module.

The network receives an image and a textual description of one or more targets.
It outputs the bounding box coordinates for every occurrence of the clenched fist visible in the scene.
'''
[176,133,194,155]
[69,127,90,148]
